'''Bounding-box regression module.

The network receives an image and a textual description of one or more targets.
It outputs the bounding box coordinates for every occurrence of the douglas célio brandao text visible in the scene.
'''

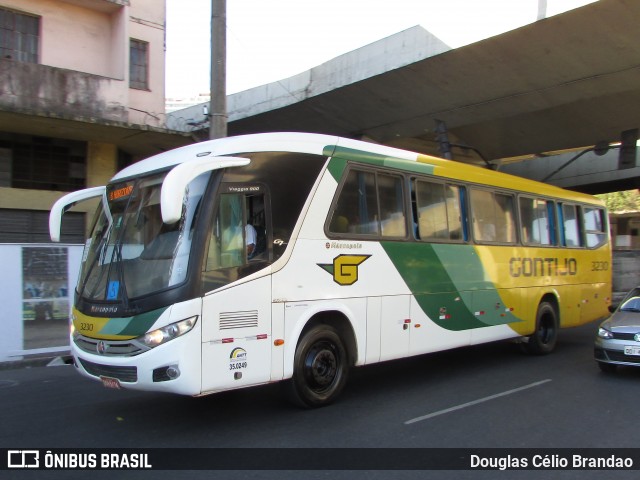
[470,453,634,470]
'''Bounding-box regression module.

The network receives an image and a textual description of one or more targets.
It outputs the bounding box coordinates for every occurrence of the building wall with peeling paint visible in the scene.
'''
[0,1,193,361]
[0,0,166,127]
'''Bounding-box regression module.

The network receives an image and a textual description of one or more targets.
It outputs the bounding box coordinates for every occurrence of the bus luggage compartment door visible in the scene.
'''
[377,295,411,362]
[201,276,272,393]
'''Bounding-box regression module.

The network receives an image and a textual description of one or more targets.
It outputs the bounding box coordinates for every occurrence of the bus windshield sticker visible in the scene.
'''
[107,281,120,300]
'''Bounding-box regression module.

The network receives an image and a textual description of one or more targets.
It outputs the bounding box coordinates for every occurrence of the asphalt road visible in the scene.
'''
[2,320,640,480]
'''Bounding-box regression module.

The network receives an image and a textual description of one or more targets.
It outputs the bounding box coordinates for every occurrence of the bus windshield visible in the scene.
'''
[77,171,209,302]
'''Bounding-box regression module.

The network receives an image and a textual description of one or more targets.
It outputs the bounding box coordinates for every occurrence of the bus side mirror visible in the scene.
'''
[161,156,250,224]
[49,186,106,242]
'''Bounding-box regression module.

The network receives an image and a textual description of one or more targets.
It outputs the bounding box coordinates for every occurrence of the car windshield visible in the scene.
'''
[77,171,209,302]
[620,292,640,312]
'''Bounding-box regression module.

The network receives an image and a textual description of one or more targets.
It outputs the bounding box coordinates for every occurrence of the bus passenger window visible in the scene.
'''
[415,180,448,240]
[213,194,245,269]
[355,171,378,235]
[330,214,350,233]
[328,169,376,235]
[470,189,516,244]
[328,168,406,238]
[413,180,464,242]
[246,192,268,260]
[584,207,607,248]
[519,197,553,245]
[327,169,372,236]
[446,185,463,240]
[378,173,406,238]
[560,204,582,247]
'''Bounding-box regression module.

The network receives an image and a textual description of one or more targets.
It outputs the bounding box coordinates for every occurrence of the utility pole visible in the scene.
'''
[209,0,227,139]
[434,120,453,160]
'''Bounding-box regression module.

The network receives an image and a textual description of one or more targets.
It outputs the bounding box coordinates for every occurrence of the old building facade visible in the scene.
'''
[0,0,191,360]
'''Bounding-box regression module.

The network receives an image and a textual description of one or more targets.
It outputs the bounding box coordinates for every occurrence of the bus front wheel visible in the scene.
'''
[286,325,349,408]
[522,301,558,355]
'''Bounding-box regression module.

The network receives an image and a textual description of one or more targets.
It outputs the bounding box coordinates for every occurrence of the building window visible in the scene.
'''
[0,7,39,63]
[129,39,149,90]
[0,147,11,187]
[0,133,86,192]
[117,149,134,172]
[0,209,85,243]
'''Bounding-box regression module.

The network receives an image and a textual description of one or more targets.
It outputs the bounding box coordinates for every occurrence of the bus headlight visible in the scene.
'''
[70,313,78,340]
[141,316,198,348]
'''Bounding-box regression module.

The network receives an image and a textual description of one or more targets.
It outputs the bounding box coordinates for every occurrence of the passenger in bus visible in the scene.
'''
[246,223,257,258]
[331,215,349,233]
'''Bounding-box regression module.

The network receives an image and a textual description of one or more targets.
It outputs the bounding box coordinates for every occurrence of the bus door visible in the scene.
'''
[200,187,273,393]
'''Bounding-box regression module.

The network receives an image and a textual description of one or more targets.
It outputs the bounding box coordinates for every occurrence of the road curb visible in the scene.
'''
[0,355,73,371]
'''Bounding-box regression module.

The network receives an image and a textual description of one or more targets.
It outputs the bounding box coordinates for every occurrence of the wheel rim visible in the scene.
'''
[303,341,339,392]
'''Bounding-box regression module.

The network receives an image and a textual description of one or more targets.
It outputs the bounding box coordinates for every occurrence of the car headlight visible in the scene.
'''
[141,316,198,348]
[598,327,614,339]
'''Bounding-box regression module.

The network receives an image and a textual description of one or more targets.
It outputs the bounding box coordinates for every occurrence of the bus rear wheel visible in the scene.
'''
[522,301,558,355]
[286,325,349,408]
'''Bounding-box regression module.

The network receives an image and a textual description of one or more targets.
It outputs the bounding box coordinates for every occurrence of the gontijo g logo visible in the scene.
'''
[318,254,371,286]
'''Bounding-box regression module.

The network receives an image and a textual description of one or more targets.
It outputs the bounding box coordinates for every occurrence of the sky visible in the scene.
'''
[165,0,596,98]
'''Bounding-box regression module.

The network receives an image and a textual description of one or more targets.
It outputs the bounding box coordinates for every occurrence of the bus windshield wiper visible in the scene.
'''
[78,224,111,300]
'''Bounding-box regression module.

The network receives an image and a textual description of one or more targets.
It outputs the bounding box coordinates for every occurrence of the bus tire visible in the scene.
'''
[522,301,558,355]
[286,325,349,408]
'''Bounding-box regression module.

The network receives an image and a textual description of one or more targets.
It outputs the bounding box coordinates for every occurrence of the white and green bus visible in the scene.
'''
[50,132,611,407]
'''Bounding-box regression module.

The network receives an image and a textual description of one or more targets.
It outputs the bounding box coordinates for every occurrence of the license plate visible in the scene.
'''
[624,346,640,356]
[100,376,121,389]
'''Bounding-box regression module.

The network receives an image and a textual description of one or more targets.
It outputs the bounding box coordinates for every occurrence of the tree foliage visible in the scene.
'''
[597,190,640,213]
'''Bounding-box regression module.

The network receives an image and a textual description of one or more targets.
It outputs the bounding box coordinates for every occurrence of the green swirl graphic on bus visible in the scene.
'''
[318,254,371,285]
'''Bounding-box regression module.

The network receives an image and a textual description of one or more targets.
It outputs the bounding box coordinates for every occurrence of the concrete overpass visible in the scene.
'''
[500,146,640,194]
[170,0,640,193]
